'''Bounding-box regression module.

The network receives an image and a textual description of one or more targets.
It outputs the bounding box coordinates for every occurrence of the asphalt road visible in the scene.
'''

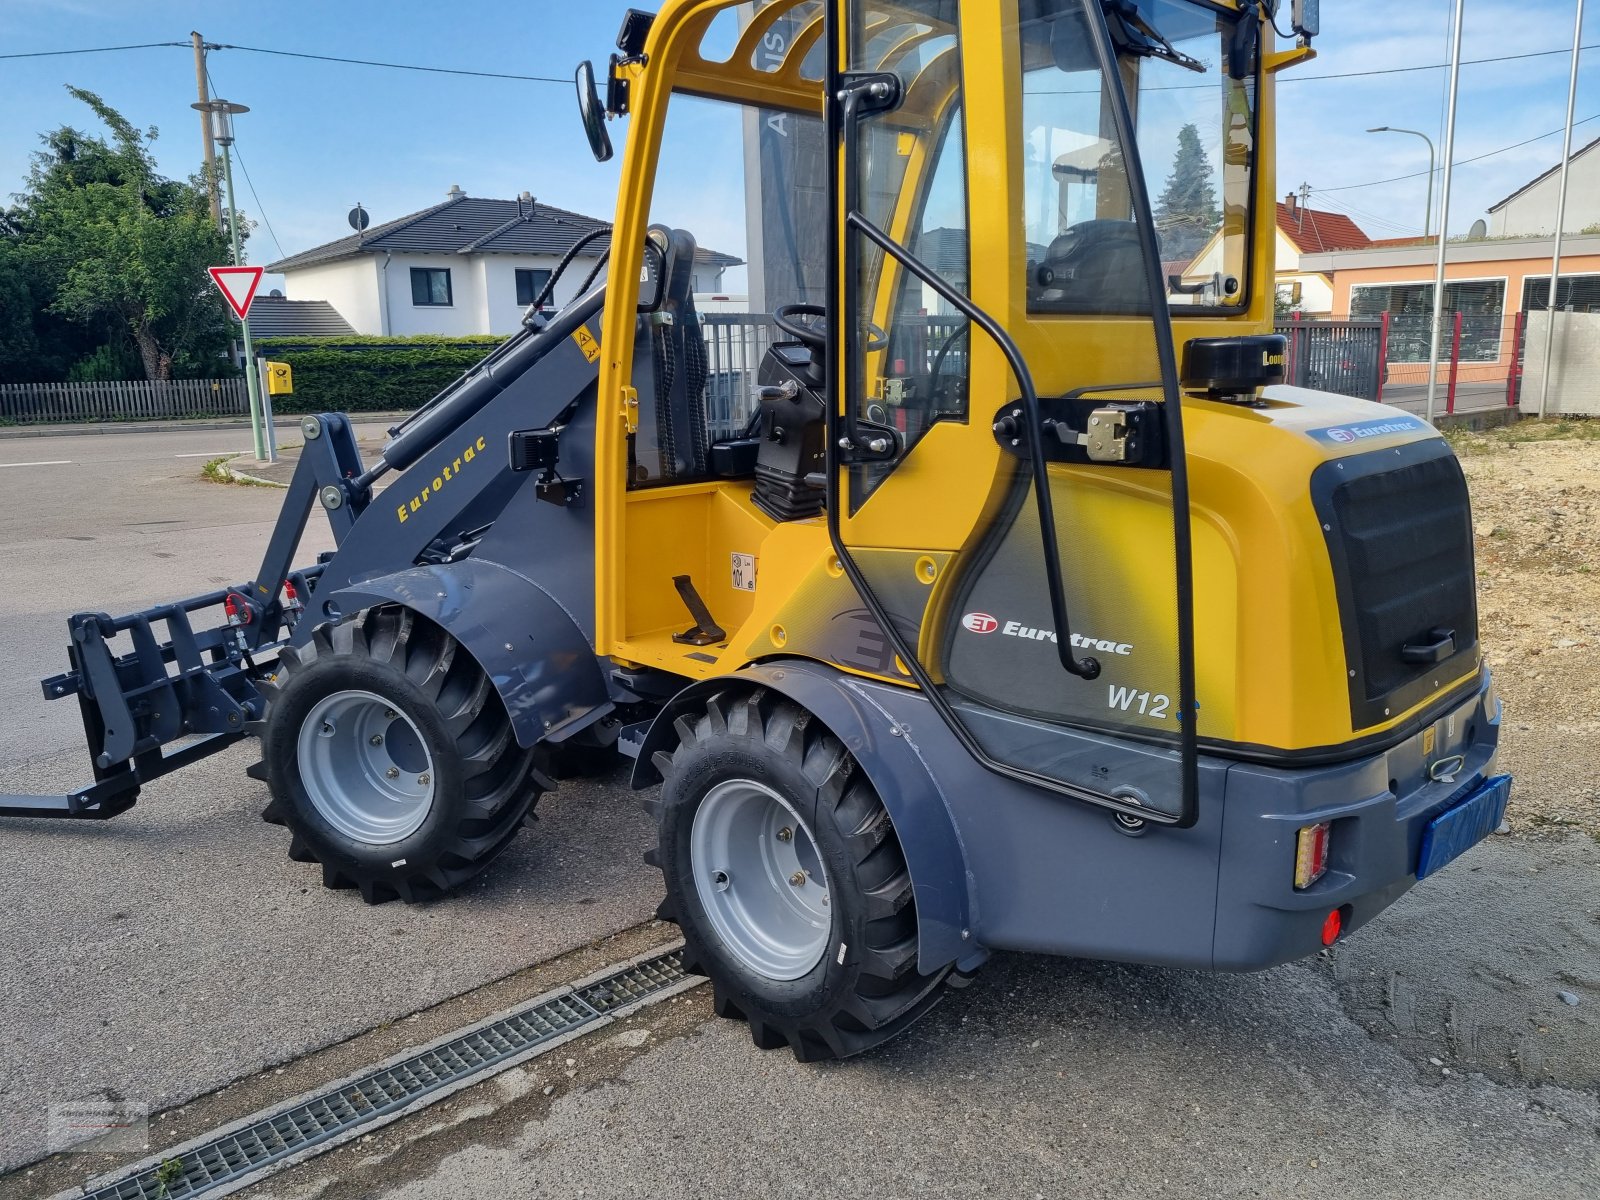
[1,424,1596,1198]
[0,425,664,1173]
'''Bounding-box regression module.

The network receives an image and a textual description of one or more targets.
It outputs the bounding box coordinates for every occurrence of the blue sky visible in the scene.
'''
[1,0,1594,270]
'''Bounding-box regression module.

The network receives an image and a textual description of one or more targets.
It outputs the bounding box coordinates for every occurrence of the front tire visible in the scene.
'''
[647,689,949,1061]
[260,606,539,903]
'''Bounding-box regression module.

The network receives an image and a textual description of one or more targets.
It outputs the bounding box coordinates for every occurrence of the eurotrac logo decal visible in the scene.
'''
[960,614,1133,655]
[1308,415,1427,445]
[396,434,488,523]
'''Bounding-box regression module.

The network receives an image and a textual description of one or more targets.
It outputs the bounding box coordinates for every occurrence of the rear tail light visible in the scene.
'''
[1294,821,1331,890]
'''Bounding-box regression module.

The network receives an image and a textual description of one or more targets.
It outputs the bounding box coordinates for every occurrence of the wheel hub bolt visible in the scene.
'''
[789,871,806,887]
[385,767,400,780]
[369,734,383,746]
[418,773,430,786]
[385,709,397,719]
[776,826,794,842]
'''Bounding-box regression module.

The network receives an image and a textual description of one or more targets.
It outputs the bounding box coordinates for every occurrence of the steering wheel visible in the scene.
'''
[773,303,888,352]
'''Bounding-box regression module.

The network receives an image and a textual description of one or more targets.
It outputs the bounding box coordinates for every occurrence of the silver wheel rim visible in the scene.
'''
[296,689,436,845]
[689,779,831,981]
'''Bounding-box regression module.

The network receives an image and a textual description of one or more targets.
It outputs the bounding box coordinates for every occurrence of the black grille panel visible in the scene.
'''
[1313,442,1479,729]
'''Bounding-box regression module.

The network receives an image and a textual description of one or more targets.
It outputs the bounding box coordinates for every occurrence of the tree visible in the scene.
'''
[1154,123,1219,264]
[7,88,238,380]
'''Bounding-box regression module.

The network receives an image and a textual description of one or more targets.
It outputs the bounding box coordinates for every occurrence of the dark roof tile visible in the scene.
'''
[266,195,741,271]
[1276,203,1371,254]
[247,297,356,337]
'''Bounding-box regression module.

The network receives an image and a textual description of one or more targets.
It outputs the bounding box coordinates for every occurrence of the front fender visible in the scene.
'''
[632,660,978,974]
[325,558,611,748]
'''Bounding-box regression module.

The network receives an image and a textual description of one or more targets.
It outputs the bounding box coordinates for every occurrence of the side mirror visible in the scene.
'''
[1291,0,1319,39]
[575,61,613,163]
[1227,12,1259,79]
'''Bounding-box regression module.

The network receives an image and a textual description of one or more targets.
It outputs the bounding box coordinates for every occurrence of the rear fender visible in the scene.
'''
[326,559,611,748]
[632,661,977,974]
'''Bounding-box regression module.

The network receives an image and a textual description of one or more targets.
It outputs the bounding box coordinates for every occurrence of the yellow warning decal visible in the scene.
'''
[572,326,601,363]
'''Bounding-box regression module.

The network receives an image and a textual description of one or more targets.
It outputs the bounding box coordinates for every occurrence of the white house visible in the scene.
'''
[267,188,741,337]
[1487,137,1600,238]
[1183,193,1371,316]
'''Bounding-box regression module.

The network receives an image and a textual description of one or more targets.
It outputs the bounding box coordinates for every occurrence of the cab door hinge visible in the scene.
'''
[620,385,639,434]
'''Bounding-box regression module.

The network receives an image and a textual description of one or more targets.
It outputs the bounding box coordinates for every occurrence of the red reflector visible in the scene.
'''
[1321,908,1343,945]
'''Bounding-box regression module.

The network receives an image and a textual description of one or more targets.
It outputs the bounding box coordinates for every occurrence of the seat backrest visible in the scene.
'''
[645,226,710,483]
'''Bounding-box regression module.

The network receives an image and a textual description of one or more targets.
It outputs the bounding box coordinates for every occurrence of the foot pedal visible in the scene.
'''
[670,575,725,647]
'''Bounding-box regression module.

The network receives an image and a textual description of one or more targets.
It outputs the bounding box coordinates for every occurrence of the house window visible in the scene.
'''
[515,268,553,309]
[1350,280,1506,363]
[1522,273,1600,313]
[410,267,453,307]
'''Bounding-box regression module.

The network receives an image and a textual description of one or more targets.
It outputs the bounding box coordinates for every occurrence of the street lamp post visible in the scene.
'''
[1367,126,1436,238]
[191,98,268,462]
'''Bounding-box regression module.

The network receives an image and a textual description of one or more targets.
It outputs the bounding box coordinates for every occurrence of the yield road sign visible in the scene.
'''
[209,265,265,320]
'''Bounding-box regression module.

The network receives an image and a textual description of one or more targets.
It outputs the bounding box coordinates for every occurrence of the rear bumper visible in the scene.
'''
[821,665,1505,974]
[1210,672,1504,971]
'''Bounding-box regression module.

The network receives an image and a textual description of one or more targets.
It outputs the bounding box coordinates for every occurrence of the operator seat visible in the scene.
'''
[1033,219,1150,313]
[633,226,711,485]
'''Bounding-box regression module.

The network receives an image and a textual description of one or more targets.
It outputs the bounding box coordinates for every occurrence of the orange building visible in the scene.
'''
[1298,233,1600,390]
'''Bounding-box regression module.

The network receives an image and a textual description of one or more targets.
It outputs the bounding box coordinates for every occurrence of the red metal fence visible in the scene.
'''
[1288,312,1524,416]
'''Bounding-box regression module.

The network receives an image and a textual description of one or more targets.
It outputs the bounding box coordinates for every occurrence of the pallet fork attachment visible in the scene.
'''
[0,415,364,820]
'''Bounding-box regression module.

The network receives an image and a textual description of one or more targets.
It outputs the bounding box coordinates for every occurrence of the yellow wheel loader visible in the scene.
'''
[12,0,1509,1062]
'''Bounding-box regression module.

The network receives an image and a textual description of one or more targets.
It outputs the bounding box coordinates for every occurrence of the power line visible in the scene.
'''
[206,65,285,263]
[8,35,1592,87]
[1309,191,1422,236]
[1281,41,1599,84]
[230,142,285,263]
[213,42,567,84]
[0,41,186,60]
[1319,112,1600,191]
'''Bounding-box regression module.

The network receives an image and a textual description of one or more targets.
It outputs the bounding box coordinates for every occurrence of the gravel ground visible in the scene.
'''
[240,839,1600,1200]
[1450,420,1600,837]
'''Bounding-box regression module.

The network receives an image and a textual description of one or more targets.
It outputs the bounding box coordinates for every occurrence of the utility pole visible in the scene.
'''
[194,99,267,461]
[1537,0,1585,419]
[1424,0,1465,426]
[191,32,222,229]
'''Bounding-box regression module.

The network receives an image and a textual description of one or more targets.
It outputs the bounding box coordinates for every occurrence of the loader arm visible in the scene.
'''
[4,281,615,820]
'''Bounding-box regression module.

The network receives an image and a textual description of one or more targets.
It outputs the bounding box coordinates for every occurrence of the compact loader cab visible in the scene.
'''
[581,0,1505,1057]
[15,0,1509,1066]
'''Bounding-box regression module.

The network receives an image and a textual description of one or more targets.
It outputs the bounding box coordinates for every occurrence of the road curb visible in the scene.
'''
[219,456,289,488]
[0,413,410,441]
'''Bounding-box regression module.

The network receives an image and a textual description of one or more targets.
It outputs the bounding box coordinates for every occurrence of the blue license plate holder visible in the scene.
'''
[1417,773,1512,880]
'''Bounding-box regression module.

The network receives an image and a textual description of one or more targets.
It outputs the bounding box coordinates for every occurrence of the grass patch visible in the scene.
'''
[199,454,275,487]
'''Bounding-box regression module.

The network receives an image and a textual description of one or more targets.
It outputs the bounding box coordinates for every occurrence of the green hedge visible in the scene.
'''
[255,335,509,415]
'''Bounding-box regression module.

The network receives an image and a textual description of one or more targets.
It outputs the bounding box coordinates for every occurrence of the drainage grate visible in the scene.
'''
[82,948,689,1200]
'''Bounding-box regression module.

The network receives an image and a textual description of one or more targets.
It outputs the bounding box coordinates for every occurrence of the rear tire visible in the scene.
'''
[646,688,949,1061]
[260,606,539,903]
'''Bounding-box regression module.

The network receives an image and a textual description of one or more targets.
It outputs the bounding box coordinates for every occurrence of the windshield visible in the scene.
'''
[1019,0,1257,314]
